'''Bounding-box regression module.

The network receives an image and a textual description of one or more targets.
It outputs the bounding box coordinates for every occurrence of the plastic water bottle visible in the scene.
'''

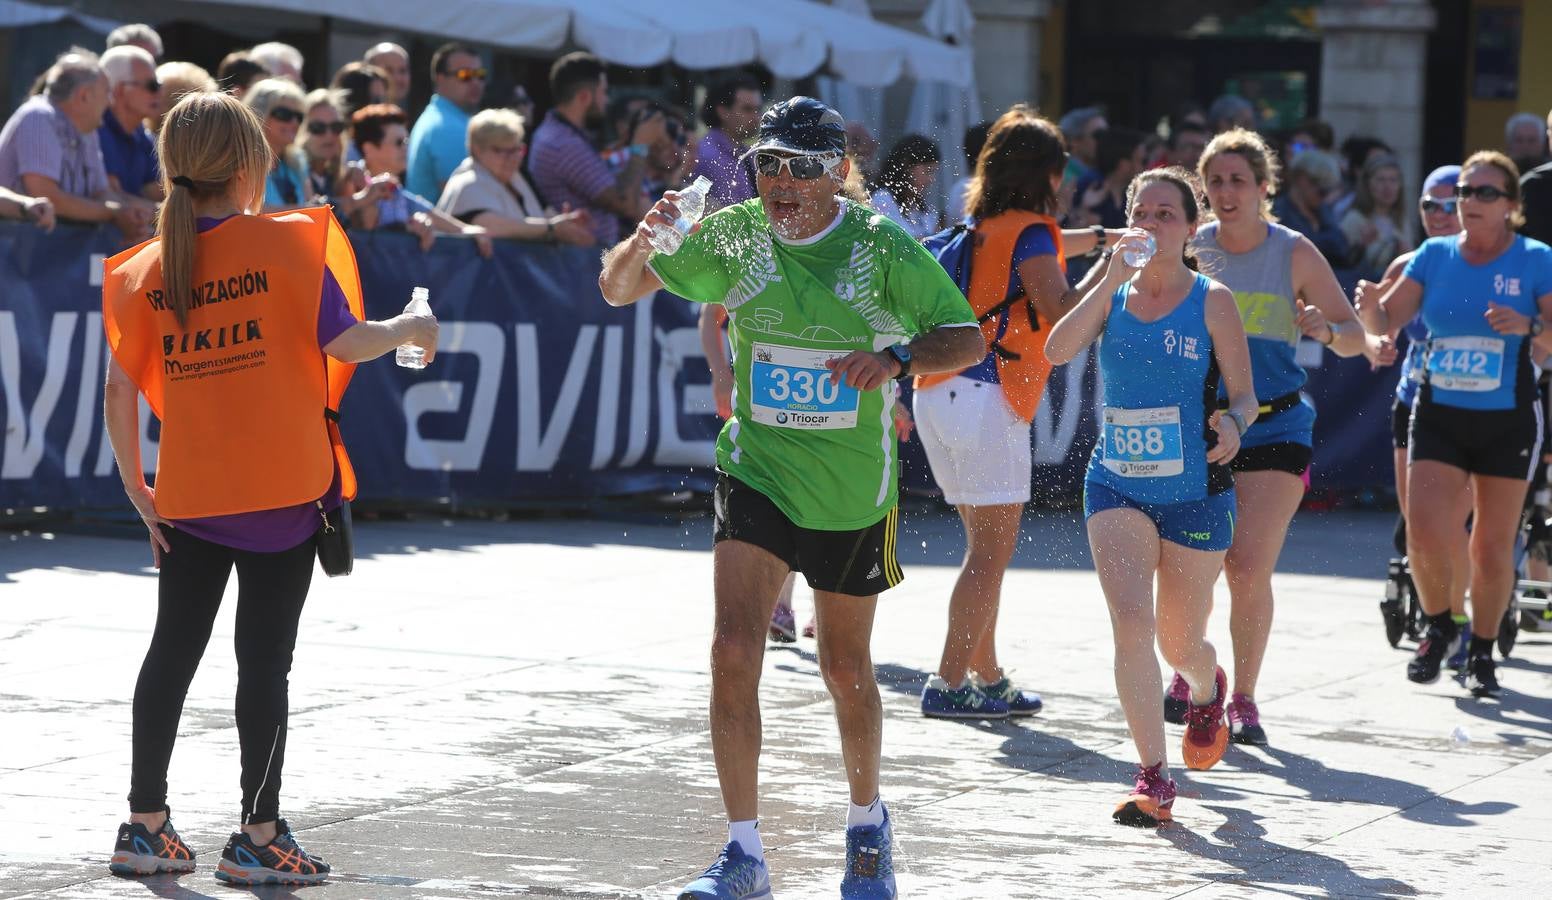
[649,176,713,255]
[396,286,430,369]
[1121,230,1157,268]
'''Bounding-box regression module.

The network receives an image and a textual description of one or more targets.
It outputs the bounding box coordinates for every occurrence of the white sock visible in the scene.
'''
[846,794,885,829]
[728,820,764,862]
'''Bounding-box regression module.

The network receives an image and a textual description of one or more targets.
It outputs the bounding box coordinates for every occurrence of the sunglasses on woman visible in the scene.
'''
[754,151,842,180]
[269,107,304,124]
[1455,184,1509,202]
[306,120,348,136]
[1420,197,1459,215]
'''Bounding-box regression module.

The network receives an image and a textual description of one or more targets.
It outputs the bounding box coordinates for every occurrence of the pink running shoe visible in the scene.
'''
[1227,693,1267,745]
[1163,672,1190,725]
[1114,762,1176,827]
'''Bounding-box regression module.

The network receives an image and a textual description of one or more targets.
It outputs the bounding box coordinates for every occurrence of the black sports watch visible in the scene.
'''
[884,343,913,380]
[1531,316,1544,338]
[1086,224,1106,258]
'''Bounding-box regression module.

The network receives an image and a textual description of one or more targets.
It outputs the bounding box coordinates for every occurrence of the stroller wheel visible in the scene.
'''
[1382,599,1407,647]
[1499,598,1520,658]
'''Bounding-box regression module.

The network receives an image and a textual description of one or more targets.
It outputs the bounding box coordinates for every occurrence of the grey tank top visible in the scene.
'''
[1193,220,1306,399]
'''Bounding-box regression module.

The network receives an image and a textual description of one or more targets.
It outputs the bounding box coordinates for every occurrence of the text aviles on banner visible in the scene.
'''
[0,223,1394,512]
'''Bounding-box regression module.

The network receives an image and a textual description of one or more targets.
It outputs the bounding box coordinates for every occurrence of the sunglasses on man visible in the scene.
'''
[268,107,304,124]
[445,67,488,83]
[306,120,349,136]
[1420,197,1458,215]
[136,78,160,93]
[1455,184,1510,202]
[754,151,843,180]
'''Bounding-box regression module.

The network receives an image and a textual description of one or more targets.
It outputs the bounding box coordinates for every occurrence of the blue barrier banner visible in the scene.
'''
[0,222,1402,513]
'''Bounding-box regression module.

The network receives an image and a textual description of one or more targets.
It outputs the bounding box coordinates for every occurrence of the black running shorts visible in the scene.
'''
[1230,442,1313,477]
[1409,401,1541,481]
[713,473,903,597]
[1392,398,1412,451]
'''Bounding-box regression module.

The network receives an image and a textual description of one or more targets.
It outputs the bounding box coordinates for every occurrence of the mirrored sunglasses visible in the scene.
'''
[754,151,842,180]
[1420,197,1458,215]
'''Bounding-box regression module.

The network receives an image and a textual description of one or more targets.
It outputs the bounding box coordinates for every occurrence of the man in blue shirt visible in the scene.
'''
[406,42,485,200]
[97,45,162,201]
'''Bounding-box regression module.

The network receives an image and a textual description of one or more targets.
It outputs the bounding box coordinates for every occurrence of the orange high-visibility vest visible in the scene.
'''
[916,211,1066,422]
[102,208,365,519]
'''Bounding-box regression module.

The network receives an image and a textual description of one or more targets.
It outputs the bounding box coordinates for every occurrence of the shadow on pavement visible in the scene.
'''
[1166,804,1419,898]
[6,504,1400,584]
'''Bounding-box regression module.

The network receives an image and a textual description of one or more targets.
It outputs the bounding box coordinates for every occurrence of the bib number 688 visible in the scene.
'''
[1111,425,1166,458]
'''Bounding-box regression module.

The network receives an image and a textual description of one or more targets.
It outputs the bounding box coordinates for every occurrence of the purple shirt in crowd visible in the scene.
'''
[171,215,359,553]
[0,95,110,196]
[528,110,619,245]
[691,128,755,210]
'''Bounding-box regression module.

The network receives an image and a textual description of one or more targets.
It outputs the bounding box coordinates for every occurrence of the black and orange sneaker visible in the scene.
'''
[1114,763,1176,827]
[108,812,196,876]
[213,819,330,886]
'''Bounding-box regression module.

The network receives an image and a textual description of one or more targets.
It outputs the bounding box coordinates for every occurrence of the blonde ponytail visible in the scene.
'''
[155,92,272,329]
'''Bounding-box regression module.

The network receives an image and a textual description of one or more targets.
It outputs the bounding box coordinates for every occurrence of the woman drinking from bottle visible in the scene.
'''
[1046,167,1257,826]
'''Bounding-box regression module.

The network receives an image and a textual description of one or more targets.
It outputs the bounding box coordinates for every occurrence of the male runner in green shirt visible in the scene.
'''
[601,97,982,900]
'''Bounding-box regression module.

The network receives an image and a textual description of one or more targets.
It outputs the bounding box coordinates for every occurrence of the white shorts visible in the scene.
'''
[913,376,1032,506]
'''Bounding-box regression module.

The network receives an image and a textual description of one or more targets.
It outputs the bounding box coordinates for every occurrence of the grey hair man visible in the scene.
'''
[98,45,164,201]
[365,42,412,106]
[1208,93,1256,134]
[1058,106,1107,172]
[106,23,163,60]
[249,41,304,84]
[0,48,151,238]
[1505,111,1548,172]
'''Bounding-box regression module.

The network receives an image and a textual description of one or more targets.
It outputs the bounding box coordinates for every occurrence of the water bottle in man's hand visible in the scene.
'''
[648,176,713,255]
[396,286,431,369]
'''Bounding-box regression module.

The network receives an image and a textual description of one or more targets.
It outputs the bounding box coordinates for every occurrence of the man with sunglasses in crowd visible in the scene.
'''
[600,97,983,900]
[97,45,162,202]
[530,51,666,247]
[406,42,486,200]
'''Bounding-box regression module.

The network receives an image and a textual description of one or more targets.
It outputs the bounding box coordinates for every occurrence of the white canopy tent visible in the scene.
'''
[192,0,972,89]
[905,0,982,216]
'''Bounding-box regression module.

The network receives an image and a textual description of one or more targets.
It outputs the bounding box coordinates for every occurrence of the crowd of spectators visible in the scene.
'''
[3,21,1552,283]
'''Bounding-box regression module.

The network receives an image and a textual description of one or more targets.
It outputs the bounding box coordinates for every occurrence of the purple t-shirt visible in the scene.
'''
[528,111,619,245]
[171,216,359,553]
[692,129,754,210]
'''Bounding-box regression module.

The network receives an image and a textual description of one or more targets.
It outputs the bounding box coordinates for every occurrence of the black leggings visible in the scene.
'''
[129,526,316,824]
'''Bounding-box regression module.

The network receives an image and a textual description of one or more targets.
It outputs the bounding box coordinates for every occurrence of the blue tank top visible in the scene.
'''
[1405,235,1552,412]
[1086,273,1232,504]
[1194,220,1315,447]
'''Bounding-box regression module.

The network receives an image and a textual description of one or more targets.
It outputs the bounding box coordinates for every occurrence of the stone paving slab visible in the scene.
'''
[2,507,1550,898]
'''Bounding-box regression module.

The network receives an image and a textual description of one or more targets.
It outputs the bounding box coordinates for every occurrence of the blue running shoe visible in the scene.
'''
[920,675,1009,720]
[678,841,772,900]
[842,807,896,899]
[974,674,1043,716]
[1446,628,1470,671]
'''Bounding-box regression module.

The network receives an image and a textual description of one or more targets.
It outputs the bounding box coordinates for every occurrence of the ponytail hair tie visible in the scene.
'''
[170,175,195,189]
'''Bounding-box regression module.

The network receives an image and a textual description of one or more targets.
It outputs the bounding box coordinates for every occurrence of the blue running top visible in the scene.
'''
[1405,234,1552,412]
[1086,272,1232,505]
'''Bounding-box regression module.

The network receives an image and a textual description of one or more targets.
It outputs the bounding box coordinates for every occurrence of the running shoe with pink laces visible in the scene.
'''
[1113,762,1176,827]
[1181,666,1229,771]
[1227,693,1267,745]
[1163,672,1190,725]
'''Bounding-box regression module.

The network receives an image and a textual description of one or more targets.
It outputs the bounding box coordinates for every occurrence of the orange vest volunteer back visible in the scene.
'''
[916,211,1066,422]
[102,208,365,520]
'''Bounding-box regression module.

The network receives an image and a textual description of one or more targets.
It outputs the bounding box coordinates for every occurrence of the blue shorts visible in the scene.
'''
[1083,480,1237,552]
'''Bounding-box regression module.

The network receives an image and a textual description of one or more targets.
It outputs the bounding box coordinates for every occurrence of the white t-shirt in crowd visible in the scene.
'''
[870,189,941,239]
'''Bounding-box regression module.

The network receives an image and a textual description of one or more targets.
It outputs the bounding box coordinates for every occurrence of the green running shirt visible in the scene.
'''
[650,198,975,530]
